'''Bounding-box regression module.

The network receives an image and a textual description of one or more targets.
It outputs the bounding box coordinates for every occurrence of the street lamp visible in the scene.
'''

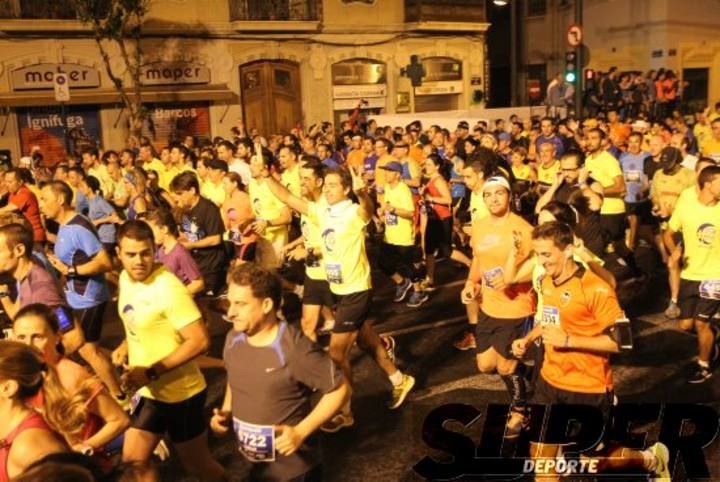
[493,0,508,5]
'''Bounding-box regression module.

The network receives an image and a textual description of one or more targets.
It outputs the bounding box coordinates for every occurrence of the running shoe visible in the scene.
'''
[647,442,671,481]
[407,291,429,308]
[388,374,415,409]
[393,279,413,302]
[664,301,681,319]
[688,364,712,384]
[320,412,354,433]
[454,331,477,351]
[382,335,396,363]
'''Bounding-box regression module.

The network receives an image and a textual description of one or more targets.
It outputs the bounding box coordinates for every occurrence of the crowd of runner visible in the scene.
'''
[1,98,720,482]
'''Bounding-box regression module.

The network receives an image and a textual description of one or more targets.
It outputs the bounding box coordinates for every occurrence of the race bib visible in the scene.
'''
[483,267,504,286]
[540,306,561,326]
[385,211,398,226]
[229,229,242,243]
[625,170,642,183]
[233,418,275,462]
[325,263,344,284]
[699,280,720,300]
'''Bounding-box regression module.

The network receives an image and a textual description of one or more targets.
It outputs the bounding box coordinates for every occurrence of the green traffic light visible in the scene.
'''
[565,72,576,83]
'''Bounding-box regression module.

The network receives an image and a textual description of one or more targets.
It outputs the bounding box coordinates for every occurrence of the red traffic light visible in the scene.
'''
[584,68,595,80]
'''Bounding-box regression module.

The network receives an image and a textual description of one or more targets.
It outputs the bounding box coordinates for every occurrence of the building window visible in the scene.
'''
[0,0,77,19]
[229,0,319,21]
[405,0,486,23]
[527,0,546,17]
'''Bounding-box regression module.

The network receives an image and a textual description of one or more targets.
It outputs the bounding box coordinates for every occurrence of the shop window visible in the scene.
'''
[141,102,211,153]
[527,0,546,17]
[17,105,101,163]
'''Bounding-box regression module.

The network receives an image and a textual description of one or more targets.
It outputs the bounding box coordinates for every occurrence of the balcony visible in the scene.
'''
[229,0,320,33]
[405,0,487,24]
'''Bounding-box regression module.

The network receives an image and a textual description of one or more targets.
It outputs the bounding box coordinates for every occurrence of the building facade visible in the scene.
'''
[0,0,489,163]
[518,0,720,110]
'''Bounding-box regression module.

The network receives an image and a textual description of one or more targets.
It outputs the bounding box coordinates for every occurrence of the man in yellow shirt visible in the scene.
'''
[279,145,302,198]
[170,144,196,176]
[700,118,720,163]
[376,161,426,307]
[138,144,164,177]
[82,147,112,196]
[112,220,224,481]
[106,159,129,209]
[664,165,720,383]
[264,165,415,432]
[536,141,560,194]
[201,159,227,207]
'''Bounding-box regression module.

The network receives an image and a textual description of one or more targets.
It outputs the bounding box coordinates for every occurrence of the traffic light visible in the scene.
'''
[565,50,578,83]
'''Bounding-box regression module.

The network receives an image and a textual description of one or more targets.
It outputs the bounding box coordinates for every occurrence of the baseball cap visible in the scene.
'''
[379,161,403,173]
[482,176,511,192]
[206,158,229,172]
[457,121,470,130]
[631,119,649,130]
[498,132,511,142]
[659,146,682,166]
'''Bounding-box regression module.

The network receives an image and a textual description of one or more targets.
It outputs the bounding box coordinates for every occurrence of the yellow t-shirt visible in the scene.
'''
[650,167,696,216]
[309,199,371,295]
[694,123,712,148]
[144,158,165,177]
[470,190,489,223]
[383,181,415,247]
[586,151,626,215]
[700,137,720,163]
[512,164,533,182]
[537,160,559,186]
[201,180,226,207]
[668,192,720,281]
[118,266,206,403]
[88,164,112,196]
[280,164,302,198]
[300,198,326,281]
[249,178,288,245]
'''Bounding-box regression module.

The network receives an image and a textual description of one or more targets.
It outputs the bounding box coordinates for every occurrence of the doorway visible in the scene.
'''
[239,60,302,135]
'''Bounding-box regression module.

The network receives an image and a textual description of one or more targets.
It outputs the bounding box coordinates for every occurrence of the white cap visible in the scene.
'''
[19,156,32,167]
[482,176,511,192]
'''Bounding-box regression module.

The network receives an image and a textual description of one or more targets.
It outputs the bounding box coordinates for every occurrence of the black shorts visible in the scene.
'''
[424,217,453,258]
[625,201,655,226]
[73,301,108,343]
[303,277,334,307]
[532,376,614,451]
[203,271,227,297]
[378,243,421,281]
[600,213,627,243]
[678,279,720,322]
[131,389,207,443]
[475,311,530,359]
[332,290,371,333]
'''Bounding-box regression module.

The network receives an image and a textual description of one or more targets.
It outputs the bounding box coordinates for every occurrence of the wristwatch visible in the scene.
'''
[67,265,77,277]
[146,366,160,381]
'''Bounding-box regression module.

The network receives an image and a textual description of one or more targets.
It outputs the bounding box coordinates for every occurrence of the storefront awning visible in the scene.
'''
[0,84,238,107]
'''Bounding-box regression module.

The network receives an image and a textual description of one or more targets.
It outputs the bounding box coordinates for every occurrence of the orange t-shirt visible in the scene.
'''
[539,267,621,394]
[472,213,535,319]
[346,149,365,171]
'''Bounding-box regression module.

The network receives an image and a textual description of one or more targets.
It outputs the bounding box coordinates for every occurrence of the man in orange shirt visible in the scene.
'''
[512,222,669,480]
[345,134,365,172]
[461,176,535,435]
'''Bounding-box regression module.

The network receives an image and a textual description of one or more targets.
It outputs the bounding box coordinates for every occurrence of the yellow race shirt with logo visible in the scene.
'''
[158,165,180,192]
[512,164,533,182]
[668,193,720,281]
[308,199,371,295]
[700,137,720,163]
[201,180,226,207]
[650,167,695,215]
[300,198,327,281]
[586,150,626,215]
[469,190,489,223]
[249,178,288,245]
[118,266,206,403]
[383,181,415,247]
[281,164,302,198]
[537,160,559,186]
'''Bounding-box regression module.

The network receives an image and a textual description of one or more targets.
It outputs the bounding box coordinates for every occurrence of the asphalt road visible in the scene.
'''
[100,251,720,481]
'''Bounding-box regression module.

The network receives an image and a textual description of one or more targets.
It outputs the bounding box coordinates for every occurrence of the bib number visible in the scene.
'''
[385,211,398,226]
[483,267,503,285]
[700,280,720,300]
[540,306,561,326]
[325,263,344,284]
[233,418,275,462]
[625,170,641,183]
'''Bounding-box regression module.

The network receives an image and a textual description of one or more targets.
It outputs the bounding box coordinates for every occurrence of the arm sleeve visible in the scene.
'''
[287,330,342,393]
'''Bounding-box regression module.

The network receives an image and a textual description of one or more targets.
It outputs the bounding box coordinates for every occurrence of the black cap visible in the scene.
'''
[457,121,469,130]
[659,146,682,166]
[206,158,229,172]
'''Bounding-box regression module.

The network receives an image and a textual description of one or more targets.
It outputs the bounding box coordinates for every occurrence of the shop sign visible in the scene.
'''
[11,63,101,90]
[331,60,386,85]
[140,63,211,85]
[332,84,386,99]
[414,80,464,96]
[333,97,385,110]
[141,102,211,152]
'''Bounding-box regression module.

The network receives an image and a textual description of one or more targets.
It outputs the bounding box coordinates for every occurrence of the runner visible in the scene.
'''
[210,263,349,481]
[511,221,670,481]
[111,220,225,482]
[263,165,415,432]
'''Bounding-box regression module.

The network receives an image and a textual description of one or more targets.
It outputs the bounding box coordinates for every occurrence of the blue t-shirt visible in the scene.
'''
[363,154,378,176]
[401,161,419,195]
[322,157,340,169]
[619,151,648,203]
[75,191,89,216]
[536,135,565,157]
[55,214,109,309]
[87,195,117,245]
[449,159,466,199]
